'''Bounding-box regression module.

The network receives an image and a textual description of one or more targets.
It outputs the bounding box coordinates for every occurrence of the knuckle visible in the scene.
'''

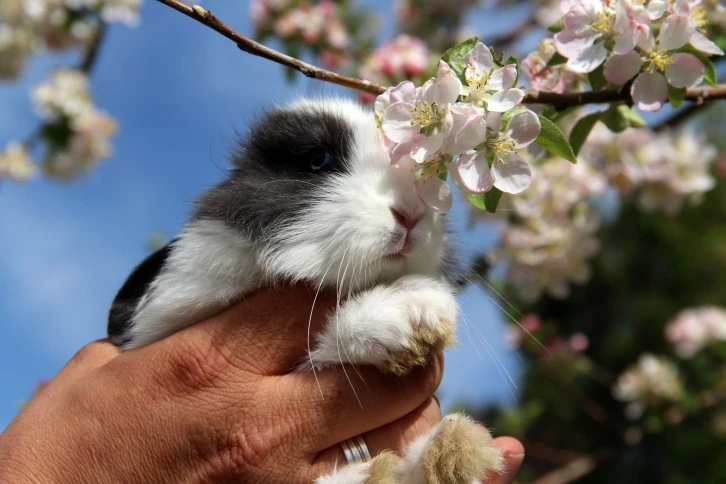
[200,419,281,480]
[159,339,237,396]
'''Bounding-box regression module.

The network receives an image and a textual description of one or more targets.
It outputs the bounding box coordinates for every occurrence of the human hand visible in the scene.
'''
[0,285,524,483]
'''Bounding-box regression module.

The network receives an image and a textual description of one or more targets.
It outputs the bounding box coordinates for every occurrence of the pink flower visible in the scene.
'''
[360,35,430,84]
[554,0,615,73]
[463,42,524,112]
[604,31,707,111]
[522,39,576,94]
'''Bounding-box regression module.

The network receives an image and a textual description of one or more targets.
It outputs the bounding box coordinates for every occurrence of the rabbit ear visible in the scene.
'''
[107,241,176,346]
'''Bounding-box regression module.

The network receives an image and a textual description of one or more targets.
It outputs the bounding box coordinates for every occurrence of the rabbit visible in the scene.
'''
[107,98,504,483]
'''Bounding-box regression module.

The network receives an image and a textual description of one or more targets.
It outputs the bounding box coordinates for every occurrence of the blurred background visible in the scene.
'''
[1,0,725,482]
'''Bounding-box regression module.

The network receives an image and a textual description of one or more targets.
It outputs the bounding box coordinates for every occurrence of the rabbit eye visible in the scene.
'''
[308,149,334,172]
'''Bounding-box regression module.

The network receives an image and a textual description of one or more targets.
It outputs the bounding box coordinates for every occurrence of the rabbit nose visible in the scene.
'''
[390,207,422,230]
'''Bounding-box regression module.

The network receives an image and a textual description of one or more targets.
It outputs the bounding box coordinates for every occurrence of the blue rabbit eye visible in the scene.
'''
[309,149,334,172]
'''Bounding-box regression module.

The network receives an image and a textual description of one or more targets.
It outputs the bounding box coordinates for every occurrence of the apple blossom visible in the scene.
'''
[360,34,431,86]
[554,0,618,73]
[462,42,524,112]
[0,142,37,182]
[522,39,577,94]
[489,157,605,302]
[613,353,683,420]
[666,306,726,358]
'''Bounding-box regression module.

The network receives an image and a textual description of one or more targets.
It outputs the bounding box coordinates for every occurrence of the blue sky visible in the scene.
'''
[0,1,524,430]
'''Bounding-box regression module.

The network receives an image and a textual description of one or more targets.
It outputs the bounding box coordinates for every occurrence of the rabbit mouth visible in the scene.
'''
[386,233,416,259]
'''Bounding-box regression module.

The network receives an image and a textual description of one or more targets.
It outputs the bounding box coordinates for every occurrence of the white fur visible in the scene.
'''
[308,275,457,369]
[119,99,501,483]
[125,220,262,348]
[124,98,448,349]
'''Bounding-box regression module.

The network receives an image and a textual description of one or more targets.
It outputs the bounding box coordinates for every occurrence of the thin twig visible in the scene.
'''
[531,455,600,484]
[156,0,385,95]
[78,22,107,73]
[157,0,726,108]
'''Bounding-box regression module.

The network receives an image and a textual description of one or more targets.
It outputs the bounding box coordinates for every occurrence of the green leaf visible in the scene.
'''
[466,188,503,213]
[618,104,647,127]
[668,85,687,108]
[569,112,602,156]
[442,37,478,80]
[587,64,606,91]
[601,104,646,132]
[547,18,564,33]
[466,193,487,210]
[535,115,577,163]
[484,188,503,213]
[546,52,567,67]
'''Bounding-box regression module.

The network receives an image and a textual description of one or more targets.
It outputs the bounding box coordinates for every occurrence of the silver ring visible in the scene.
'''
[340,435,372,464]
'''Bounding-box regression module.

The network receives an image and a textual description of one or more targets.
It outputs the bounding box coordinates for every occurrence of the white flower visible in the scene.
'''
[554,0,616,73]
[483,110,540,194]
[666,306,726,358]
[33,69,93,119]
[613,353,683,420]
[522,39,576,94]
[463,42,524,112]
[0,142,37,181]
[604,37,707,112]
[488,157,605,302]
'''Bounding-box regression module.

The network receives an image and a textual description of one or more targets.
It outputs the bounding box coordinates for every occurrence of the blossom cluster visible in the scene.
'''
[359,34,431,90]
[0,0,140,79]
[582,124,716,214]
[6,69,118,180]
[522,39,577,94]
[250,0,353,68]
[554,0,724,111]
[504,313,590,357]
[376,41,542,213]
[613,353,684,420]
[666,306,726,358]
[492,157,607,301]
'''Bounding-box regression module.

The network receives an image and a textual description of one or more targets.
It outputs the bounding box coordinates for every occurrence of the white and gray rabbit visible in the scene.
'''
[108,98,504,483]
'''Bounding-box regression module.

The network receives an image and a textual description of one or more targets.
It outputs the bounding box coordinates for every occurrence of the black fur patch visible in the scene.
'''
[194,105,354,241]
[107,242,174,345]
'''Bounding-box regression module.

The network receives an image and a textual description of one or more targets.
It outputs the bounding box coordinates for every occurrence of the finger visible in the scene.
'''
[310,396,442,476]
[280,352,444,452]
[170,284,337,375]
[488,437,525,484]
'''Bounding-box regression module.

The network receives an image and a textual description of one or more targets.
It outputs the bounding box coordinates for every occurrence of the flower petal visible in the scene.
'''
[690,31,725,56]
[631,72,668,111]
[465,42,493,80]
[488,64,517,91]
[434,60,462,105]
[381,101,418,142]
[507,110,541,149]
[448,111,486,154]
[415,177,452,214]
[604,51,642,85]
[665,53,705,88]
[410,132,444,163]
[658,13,692,51]
[389,133,425,165]
[565,42,608,73]
[492,152,531,194]
[457,151,493,193]
[487,88,525,112]
[555,28,598,59]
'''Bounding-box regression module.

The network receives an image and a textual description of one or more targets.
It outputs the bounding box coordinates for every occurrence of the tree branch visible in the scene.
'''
[156,1,726,109]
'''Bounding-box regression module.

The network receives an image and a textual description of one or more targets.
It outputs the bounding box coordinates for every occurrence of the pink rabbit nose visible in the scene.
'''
[390,207,421,230]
